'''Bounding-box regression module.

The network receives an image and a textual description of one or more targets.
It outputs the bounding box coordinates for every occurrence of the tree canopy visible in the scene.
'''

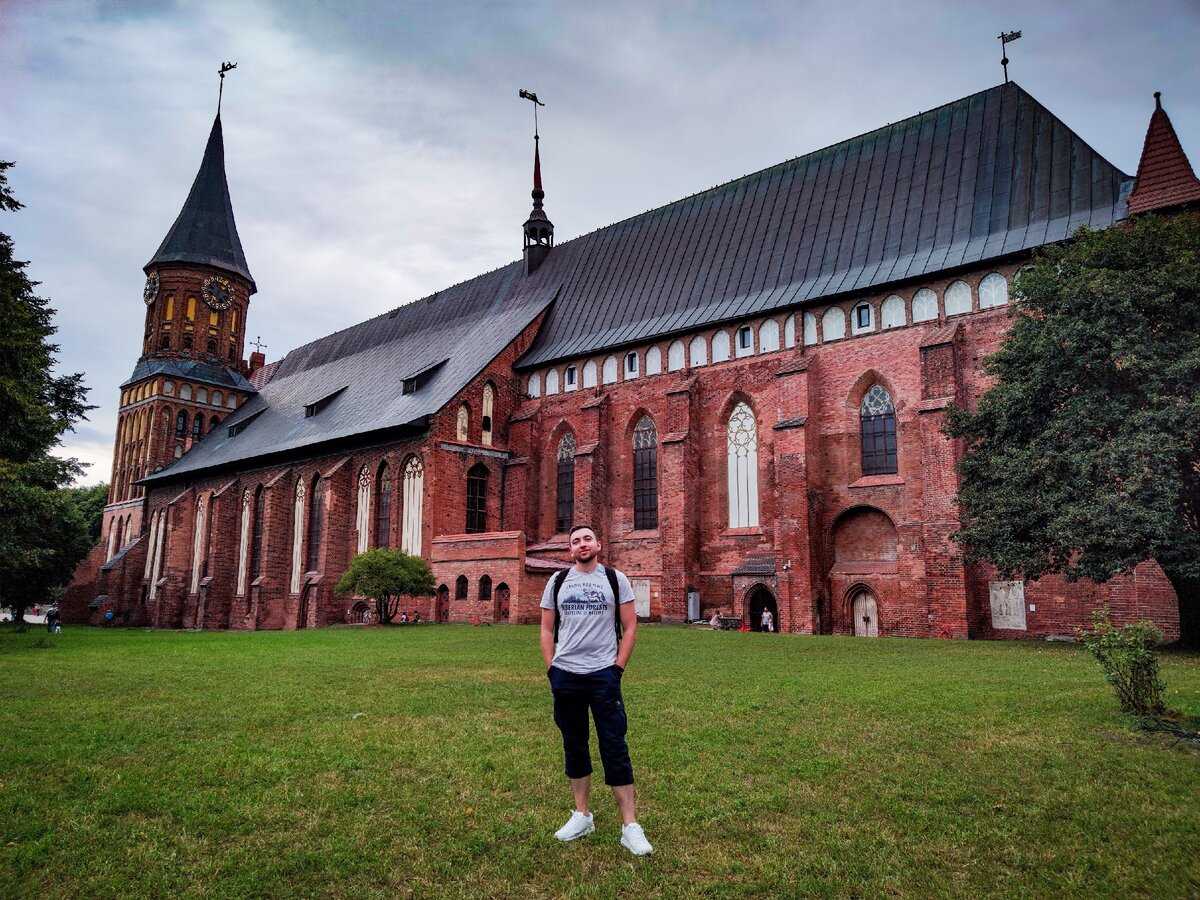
[336,548,436,624]
[946,214,1200,645]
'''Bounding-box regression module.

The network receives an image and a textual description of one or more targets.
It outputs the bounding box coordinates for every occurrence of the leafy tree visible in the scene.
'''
[946,215,1200,646]
[336,548,436,624]
[64,482,109,543]
[0,161,93,628]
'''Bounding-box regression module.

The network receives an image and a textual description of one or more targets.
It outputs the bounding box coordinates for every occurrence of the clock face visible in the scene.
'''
[202,275,233,311]
[143,273,160,305]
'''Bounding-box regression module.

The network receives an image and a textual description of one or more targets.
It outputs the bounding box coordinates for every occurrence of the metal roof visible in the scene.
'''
[121,357,255,392]
[517,81,1132,368]
[145,115,255,289]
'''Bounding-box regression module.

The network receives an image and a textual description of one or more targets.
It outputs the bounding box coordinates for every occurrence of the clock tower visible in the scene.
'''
[102,112,258,559]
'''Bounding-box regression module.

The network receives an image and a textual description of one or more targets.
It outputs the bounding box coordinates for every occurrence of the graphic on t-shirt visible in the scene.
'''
[560,585,609,617]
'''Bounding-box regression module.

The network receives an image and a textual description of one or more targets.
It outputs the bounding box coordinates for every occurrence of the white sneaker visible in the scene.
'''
[554,810,594,842]
[620,822,653,856]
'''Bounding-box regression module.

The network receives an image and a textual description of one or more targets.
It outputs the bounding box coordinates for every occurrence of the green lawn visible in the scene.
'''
[1,626,1198,899]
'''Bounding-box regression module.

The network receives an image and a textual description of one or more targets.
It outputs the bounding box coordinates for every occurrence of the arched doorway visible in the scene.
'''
[747,585,778,633]
[350,600,370,624]
[851,589,879,637]
[495,583,511,622]
[435,584,449,623]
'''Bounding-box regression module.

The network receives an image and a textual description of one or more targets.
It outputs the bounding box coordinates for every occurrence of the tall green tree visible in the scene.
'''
[0,161,94,626]
[64,482,109,543]
[336,549,436,624]
[946,215,1200,646]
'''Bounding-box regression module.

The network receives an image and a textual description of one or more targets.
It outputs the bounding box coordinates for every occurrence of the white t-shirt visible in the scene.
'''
[540,564,635,674]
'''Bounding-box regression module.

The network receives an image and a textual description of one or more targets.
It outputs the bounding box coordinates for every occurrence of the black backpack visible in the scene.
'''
[551,565,624,644]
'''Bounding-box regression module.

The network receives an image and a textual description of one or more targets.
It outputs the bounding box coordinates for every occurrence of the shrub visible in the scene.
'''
[1077,608,1166,716]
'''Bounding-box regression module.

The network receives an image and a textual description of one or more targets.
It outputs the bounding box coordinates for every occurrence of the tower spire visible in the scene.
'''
[519,89,553,276]
[1127,90,1200,215]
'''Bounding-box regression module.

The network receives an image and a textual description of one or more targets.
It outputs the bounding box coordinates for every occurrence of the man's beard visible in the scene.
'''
[574,548,595,562]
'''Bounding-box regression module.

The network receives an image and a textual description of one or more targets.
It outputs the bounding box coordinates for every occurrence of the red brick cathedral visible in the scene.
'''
[66,83,1200,640]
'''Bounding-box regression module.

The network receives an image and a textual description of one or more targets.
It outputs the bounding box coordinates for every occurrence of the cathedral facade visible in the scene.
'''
[65,82,1199,640]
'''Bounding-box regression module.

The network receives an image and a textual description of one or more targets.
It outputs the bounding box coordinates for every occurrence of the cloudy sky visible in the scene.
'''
[2,0,1197,486]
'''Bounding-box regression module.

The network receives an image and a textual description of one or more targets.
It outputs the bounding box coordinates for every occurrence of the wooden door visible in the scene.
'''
[852,590,879,637]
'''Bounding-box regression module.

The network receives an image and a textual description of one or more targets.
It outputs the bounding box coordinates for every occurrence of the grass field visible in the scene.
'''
[1,625,1198,898]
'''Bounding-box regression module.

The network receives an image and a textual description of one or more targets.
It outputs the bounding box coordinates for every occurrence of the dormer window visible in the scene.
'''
[400,359,447,397]
[304,386,348,418]
[625,352,639,379]
[402,377,417,395]
[228,409,264,437]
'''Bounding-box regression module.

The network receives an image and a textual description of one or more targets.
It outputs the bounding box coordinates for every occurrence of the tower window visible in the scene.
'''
[192,413,203,437]
[160,335,171,350]
[182,334,193,350]
[164,296,174,320]
[175,411,187,437]
[186,297,196,322]
[206,339,217,355]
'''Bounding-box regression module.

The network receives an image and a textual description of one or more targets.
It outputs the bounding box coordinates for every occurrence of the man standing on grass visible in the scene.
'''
[540,524,653,856]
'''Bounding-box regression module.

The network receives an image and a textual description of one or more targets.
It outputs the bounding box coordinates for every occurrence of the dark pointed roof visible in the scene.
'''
[145,115,255,289]
[1126,92,1200,215]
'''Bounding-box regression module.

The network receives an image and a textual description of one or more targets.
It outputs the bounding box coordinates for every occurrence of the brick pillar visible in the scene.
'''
[315,458,353,626]
[772,357,817,633]
[258,469,293,630]
[918,327,969,639]
[201,481,240,629]
[155,491,195,629]
[658,380,698,622]
[504,411,535,534]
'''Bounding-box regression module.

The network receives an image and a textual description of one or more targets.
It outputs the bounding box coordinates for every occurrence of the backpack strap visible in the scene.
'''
[605,565,624,642]
[551,568,569,643]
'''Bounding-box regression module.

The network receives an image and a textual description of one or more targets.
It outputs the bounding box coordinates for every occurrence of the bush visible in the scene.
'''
[1077,608,1167,716]
[335,549,435,624]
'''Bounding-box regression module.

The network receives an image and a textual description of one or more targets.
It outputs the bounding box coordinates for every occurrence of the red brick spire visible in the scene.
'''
[1126,91,1200,215]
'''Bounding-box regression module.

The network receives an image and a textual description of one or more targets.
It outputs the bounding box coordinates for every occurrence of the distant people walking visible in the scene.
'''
[761,608,774,633]
[46,605,61,633]
[541,524,653,856]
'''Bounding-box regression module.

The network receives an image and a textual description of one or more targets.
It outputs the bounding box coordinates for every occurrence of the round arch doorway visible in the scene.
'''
[851,588,879,637]
[747,585,778,633]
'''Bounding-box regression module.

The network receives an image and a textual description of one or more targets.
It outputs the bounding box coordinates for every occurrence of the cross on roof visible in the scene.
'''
[250,336,267,354]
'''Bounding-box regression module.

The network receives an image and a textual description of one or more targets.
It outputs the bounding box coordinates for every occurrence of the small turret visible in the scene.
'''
[523,135,554,275]
[1126,91,1200,216]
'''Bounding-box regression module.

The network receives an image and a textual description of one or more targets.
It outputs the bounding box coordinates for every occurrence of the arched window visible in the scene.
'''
[196,387,208,404]
[645,346,662,375]
[860,385,898,475]
[190,496,207,594]
[582,360,598,387]
[633,416,658,530]
[250,486,265,580]
[356,465,372,554]
[945,280,972,316]
[209,310,219,327]
[881,295,905,329]
[466,463,488,533]
[212,390,222,406]
[803,312,818,346]
[306,476,325,572]
[912,288,938,322]
[401,456,423,554]
[481,383,495,446]
[602,356,618,384]
[192,413,203,438]
[759,319,780,352]
[689,335,708,367]
[237,489,253,594]
[556,433,576,533]
[291,479,306,592]
[172,409,185,437]
[180,384,192,400]
[479,575,492,603]
[186,297,196,322]
[784,315,796,348]
[667,340,685,372]
[545,368,560,395]
[527,373,541,398]
[226,394,237,409]
[456,405,469,441]
[821,308,846,341]
[979,272,1008,308]
[455,575,469,600]
[164,296,174,320]
[727,402,759,527]
[206,338,217,355]
[375,462,392,549]
[711,330,731,363]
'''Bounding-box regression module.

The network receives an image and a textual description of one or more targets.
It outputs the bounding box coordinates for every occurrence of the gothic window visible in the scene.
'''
[645,346,662,375]
[175,411,187,437]
[852,303,874,334]
[455,575,468,600]
[545,368,559,395]
[164,296,174,320]
[912,288,938,322]
[689,335,708,367]
[192,413,203,437]
[374,462,392,549]
[803,311,818,345]
[633,416,658,530]
[481,383,495,446]
[556,433,576,534]
[711,330,731,363]
[860,384,898,476]
[186,297,196,322]
[466,463,488,533]
[231,309,239,333]
[667,340,685,372]
[401,456,423,554]
[306,476,325,572]
[290,480,305,593]
[727,402,760,527]
[237,490,253,594]
[759,319,780,352]
[356,465,372,554]
[784,315,796,348]
[582,360,598,387]
[602,356,618,384]
[479,575,492,604]
[945,280,972,316]
[250,486,265,580]
[456,405,469,441]
[979,272,1008,308]
[881,295,905,329]
[190,496,207,594]
[527,373,541,398]
[822,307,846,341]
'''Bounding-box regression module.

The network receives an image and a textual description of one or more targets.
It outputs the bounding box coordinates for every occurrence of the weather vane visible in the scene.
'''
[998,30,1021,84]
[218,61,238,113]
[519,88,545,139]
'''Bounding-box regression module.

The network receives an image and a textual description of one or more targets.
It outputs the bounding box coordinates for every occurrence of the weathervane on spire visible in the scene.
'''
[218,61,238,113]
[519,88,545,140]
[998,30,1021,84]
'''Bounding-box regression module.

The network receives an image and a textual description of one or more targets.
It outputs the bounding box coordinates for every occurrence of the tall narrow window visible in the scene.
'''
[401,456,423,554]
[633,416,658,530]
[479,575,492,604]
[466,464,488,533]
[250,486,265,580]
[556,433,576,533]
[376,462,393,549]
[457,405,469,441]
[727,402,760,527]
[164,296,174,320]
[143,510,161,581]
[186,297,196,322]
[190,495,207,594]
[456,575,469,600]
[290,479,306,593]
[306,476,325,572]
[192,413,203,437]
[860,385,898,475]
[356,465,372,554]
[236,489,253,594]
[481,383,495,446]
[175,411,187,437]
